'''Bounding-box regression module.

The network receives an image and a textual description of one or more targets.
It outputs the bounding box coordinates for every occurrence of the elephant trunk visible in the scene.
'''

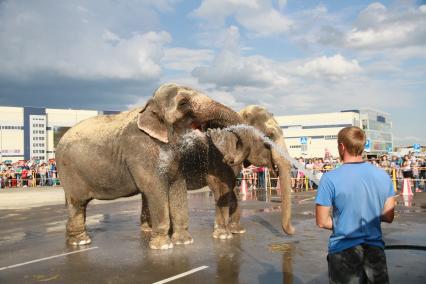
[189,95,244,128]
[274,137,295,235]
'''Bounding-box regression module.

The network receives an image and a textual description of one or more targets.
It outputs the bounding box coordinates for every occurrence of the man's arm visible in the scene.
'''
[316,205,333,230]
[381,196,395,223]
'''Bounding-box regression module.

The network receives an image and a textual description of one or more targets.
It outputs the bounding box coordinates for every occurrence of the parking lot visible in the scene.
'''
[0,188,425,283]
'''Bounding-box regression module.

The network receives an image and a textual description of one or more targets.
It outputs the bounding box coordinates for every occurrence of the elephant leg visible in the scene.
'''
[169,178,194,245]
[140,192,152,232]
[208,176,233,240]
[66,197,92,246]
[141,184,173,250]
[228,186,246,234]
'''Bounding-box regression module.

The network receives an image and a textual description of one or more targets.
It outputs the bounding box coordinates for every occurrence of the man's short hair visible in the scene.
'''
[337,126,366,156]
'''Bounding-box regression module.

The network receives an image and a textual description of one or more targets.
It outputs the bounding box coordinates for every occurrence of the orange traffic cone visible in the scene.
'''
[401,178,413,196]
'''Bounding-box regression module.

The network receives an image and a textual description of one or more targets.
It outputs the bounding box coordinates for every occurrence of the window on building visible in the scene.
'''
[325,135,338,140]
[362,120,368,130]
[377,115,386,123]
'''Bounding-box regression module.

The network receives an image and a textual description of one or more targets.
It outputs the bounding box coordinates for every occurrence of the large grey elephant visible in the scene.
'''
[56,83,243,249]
[239,105,295,235]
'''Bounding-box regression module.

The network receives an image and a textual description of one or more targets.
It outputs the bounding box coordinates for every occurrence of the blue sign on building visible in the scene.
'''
[413,143,421,153]
[300,137,308,145]
[365,139,371,152]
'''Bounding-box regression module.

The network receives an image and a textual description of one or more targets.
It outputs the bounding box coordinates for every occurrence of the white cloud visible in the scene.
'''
[296,54,362,79]
[0,1,172,81]
[277,0,287,10]
[162,48,214,71]
[191,26,289,89]
[345,3,426,49]
[192,0,292,36]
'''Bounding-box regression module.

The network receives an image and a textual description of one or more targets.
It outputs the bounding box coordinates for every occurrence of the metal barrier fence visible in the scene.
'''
[1,167,425,191]
[237,167,426,196]
[0,177,60,188]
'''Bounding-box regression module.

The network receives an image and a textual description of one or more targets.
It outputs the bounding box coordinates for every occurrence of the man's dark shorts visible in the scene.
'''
[327,244,389,284]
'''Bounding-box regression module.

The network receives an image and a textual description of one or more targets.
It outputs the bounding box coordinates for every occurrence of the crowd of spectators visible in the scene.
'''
[2,153,425,192]
[239,153,426,192]
[0,160,59,189]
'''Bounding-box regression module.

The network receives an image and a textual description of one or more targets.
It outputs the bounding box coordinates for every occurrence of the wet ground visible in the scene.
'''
[0,188,425,283]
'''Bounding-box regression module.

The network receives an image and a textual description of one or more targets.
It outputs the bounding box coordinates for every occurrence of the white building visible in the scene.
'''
[1,105,393,162]
[275,109,393,158]
[0,106,119,163]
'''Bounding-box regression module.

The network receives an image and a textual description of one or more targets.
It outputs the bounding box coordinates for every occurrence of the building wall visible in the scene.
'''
[0,106,103,163]
[0,105,394,162]
[0,107,25,161]
[275,110,393,158]
[46,108,100,159]
[275,111,360,158]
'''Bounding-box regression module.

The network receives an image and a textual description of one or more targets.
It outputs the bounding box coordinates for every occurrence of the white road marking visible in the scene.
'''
[153,265,209,284]
[0,246,99,271]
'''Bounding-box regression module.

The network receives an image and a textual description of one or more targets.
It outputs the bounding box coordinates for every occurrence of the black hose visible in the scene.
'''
[385,245,426,251]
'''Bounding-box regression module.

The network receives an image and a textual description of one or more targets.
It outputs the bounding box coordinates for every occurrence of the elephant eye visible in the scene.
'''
[236,136,243,150]
[178,99,189,109]
[152,110,164,123]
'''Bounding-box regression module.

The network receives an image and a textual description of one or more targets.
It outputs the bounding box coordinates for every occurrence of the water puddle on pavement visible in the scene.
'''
[268,242,295,253]
[0,232,26,245]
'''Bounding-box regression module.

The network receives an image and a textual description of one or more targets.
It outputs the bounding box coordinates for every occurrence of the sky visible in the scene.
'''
[0,0,425,146]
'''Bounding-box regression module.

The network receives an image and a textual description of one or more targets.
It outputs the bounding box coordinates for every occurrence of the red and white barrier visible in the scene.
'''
[240,179,248,196]
[276,178,281,196]
[402,195,413,207]
[401,178,413,196]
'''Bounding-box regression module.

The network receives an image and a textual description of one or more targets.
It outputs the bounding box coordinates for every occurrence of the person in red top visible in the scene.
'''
[21,168,29,187]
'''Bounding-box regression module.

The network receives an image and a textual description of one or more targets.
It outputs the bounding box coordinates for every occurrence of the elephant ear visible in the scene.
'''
[137,99,169,143]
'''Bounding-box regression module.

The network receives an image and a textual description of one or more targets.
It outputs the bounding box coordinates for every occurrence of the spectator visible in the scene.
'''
[38,163,47,187]
[380,154,391,175]
[401,155,413,179]
[21,167,29,187]
[305,159,314,190]
[15,165,22,187]
[296,157,305,191]
[419,158,426,191]
[257,167,265,188]
[412,160,421,192]
[290,163,298,189]
[28,168,36,187]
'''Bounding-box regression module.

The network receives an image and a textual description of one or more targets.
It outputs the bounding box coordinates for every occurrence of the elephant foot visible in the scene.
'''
[212,228,233,240]
[229,223,246,234]
[140,222,152,232]
[149,235,173,250]
[67,232,92,246]
[171,230,194,245]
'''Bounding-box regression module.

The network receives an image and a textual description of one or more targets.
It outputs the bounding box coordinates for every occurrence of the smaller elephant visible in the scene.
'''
[240,106,295,235]
[142,126,275,239]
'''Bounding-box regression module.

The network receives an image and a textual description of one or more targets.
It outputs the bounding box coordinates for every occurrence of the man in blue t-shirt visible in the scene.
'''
[315,126,395,284]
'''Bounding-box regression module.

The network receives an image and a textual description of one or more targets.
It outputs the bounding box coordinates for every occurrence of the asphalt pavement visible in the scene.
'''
[0,187,425,283]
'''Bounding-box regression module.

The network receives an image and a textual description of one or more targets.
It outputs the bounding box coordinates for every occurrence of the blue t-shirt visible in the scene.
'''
[315,162,394,254]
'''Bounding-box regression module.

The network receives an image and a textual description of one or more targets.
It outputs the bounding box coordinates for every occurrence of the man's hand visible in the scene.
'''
[381,196,395,223]
[316,205,333,230]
